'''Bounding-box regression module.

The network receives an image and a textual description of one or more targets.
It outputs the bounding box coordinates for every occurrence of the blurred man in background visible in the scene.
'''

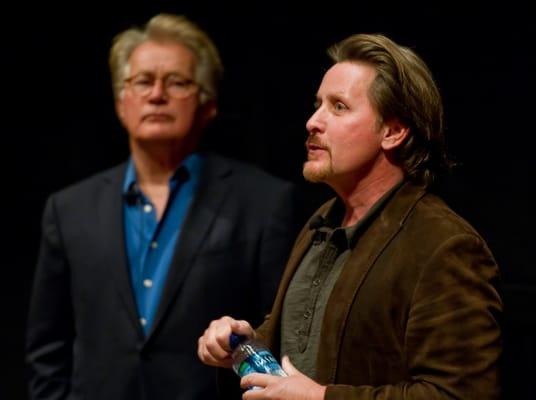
[27,13,299,400]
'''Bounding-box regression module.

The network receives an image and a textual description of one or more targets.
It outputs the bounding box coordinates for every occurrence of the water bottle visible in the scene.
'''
[229,334,287,379]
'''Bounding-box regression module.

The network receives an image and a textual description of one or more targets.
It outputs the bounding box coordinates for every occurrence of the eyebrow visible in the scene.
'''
[324,93,348,104]
[129,71,192,79]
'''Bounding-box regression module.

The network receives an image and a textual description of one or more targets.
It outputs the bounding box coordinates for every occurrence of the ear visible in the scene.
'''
[381,119,410,151]
[198,99,218,127]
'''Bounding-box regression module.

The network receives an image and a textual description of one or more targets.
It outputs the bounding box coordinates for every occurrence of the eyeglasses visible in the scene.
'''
[124,73,198,99]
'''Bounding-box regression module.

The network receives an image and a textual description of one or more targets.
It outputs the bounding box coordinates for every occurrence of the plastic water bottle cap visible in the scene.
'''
[229,333,247,349]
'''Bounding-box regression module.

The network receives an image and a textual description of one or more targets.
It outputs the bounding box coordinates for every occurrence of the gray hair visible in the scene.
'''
[109,13,223,104]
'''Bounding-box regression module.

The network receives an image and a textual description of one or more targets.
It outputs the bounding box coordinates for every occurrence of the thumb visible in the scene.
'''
[230,320,254,337]
[281,355,301,376]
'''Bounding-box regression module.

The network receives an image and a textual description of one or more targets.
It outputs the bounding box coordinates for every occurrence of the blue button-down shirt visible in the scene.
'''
[122,153,203,335]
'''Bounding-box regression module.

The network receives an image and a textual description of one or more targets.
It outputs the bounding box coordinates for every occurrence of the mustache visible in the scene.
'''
[305,137,329,150]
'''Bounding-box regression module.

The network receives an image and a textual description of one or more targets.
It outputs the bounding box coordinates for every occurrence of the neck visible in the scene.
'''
[331,166,403,227]
[130,139,194,185]
[130,139,195,221]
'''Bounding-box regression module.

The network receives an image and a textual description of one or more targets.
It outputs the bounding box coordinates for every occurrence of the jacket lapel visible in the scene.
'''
[315,182,427,383]
[145,154,232,341]
[99,164,145,338]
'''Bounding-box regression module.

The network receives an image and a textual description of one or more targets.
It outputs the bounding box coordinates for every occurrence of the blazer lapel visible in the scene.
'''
[315,182,427,384]
[146,155,232,341]
[99,164,144,337]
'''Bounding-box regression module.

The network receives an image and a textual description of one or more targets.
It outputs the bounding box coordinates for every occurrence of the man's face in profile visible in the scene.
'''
[303,62,384,186]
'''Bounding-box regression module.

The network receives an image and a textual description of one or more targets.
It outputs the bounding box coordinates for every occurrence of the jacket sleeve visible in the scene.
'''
[325,233,502,400]
[26,195,74,400]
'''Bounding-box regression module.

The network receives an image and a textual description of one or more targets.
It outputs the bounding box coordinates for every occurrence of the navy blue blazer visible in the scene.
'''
[26,153,300,400]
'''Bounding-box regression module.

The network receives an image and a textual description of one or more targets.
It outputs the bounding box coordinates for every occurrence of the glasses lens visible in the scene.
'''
[125,74,197,99]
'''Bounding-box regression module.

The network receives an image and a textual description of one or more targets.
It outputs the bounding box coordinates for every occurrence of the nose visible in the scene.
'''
[147,80,168,102]
[306,107,325,136]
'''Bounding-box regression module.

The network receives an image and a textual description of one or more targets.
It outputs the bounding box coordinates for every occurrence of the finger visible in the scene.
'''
[199,348,232,367]
[214,316,249,351]
[242,387,263,400]
[231,319,255,338]
[204,338,232,361]
[200,318,234,361]
[197,335,231,367]
[240,372,279,389]
[242,386,264,400]
[281,355,300,376]
[206,317,236,353]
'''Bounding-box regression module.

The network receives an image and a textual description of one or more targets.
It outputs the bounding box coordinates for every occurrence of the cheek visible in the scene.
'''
[173,104,198,127]
[118,99,142,125]
[328,125,359,158]
[330,129,381,168]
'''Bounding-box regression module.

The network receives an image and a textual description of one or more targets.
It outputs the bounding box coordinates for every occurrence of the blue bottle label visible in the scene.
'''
[236,350,286,377]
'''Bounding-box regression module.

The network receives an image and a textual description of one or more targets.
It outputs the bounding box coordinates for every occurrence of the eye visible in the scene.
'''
[334,101,348,112]
[313,99,321,109]
[132,76,153,87]
[167,78,191,88]
[166,74,194,88]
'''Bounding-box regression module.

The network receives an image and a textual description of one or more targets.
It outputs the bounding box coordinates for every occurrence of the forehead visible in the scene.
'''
[128,40,196,74]
[318,62,377,97]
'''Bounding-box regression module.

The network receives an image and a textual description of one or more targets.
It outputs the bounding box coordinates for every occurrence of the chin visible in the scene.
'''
[303,161,331,183]
[135,128,189,142]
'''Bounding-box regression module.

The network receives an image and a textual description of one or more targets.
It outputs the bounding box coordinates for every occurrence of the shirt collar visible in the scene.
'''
[323,179,405,246]
[122,152,204,196]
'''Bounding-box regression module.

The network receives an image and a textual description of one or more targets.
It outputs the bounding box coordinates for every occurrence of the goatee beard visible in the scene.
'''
[303,160,333,182]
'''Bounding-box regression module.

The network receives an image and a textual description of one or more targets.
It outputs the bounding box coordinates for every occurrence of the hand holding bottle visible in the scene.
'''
[198,317,326,399]
[197,316,255,369]
[240,356,326,400]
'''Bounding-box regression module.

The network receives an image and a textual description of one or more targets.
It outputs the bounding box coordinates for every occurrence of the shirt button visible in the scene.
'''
[303,310,312,319]
[143,279,153,288]
[140,318,147,326]
[143,204,152,213]
[150,241,158,249]
[312,279,321,287]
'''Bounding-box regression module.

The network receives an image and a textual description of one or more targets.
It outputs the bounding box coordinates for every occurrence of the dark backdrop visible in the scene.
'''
[3,2,533,399]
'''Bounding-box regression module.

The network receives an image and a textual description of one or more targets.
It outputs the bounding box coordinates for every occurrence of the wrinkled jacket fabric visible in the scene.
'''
[255,182,502,400]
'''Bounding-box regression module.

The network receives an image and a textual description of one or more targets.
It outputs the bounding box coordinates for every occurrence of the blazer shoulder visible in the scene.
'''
[205,153,294,190]
[49,162,126,206]
[409,191,487,242]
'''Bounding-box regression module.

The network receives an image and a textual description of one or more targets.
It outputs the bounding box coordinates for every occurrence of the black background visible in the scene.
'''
[3,1,534,399]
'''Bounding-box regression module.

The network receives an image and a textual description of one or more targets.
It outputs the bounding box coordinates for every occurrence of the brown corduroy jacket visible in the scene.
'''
[254,182,502,400]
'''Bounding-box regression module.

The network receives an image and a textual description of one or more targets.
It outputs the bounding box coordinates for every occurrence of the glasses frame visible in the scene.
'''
[123,72,199,100]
